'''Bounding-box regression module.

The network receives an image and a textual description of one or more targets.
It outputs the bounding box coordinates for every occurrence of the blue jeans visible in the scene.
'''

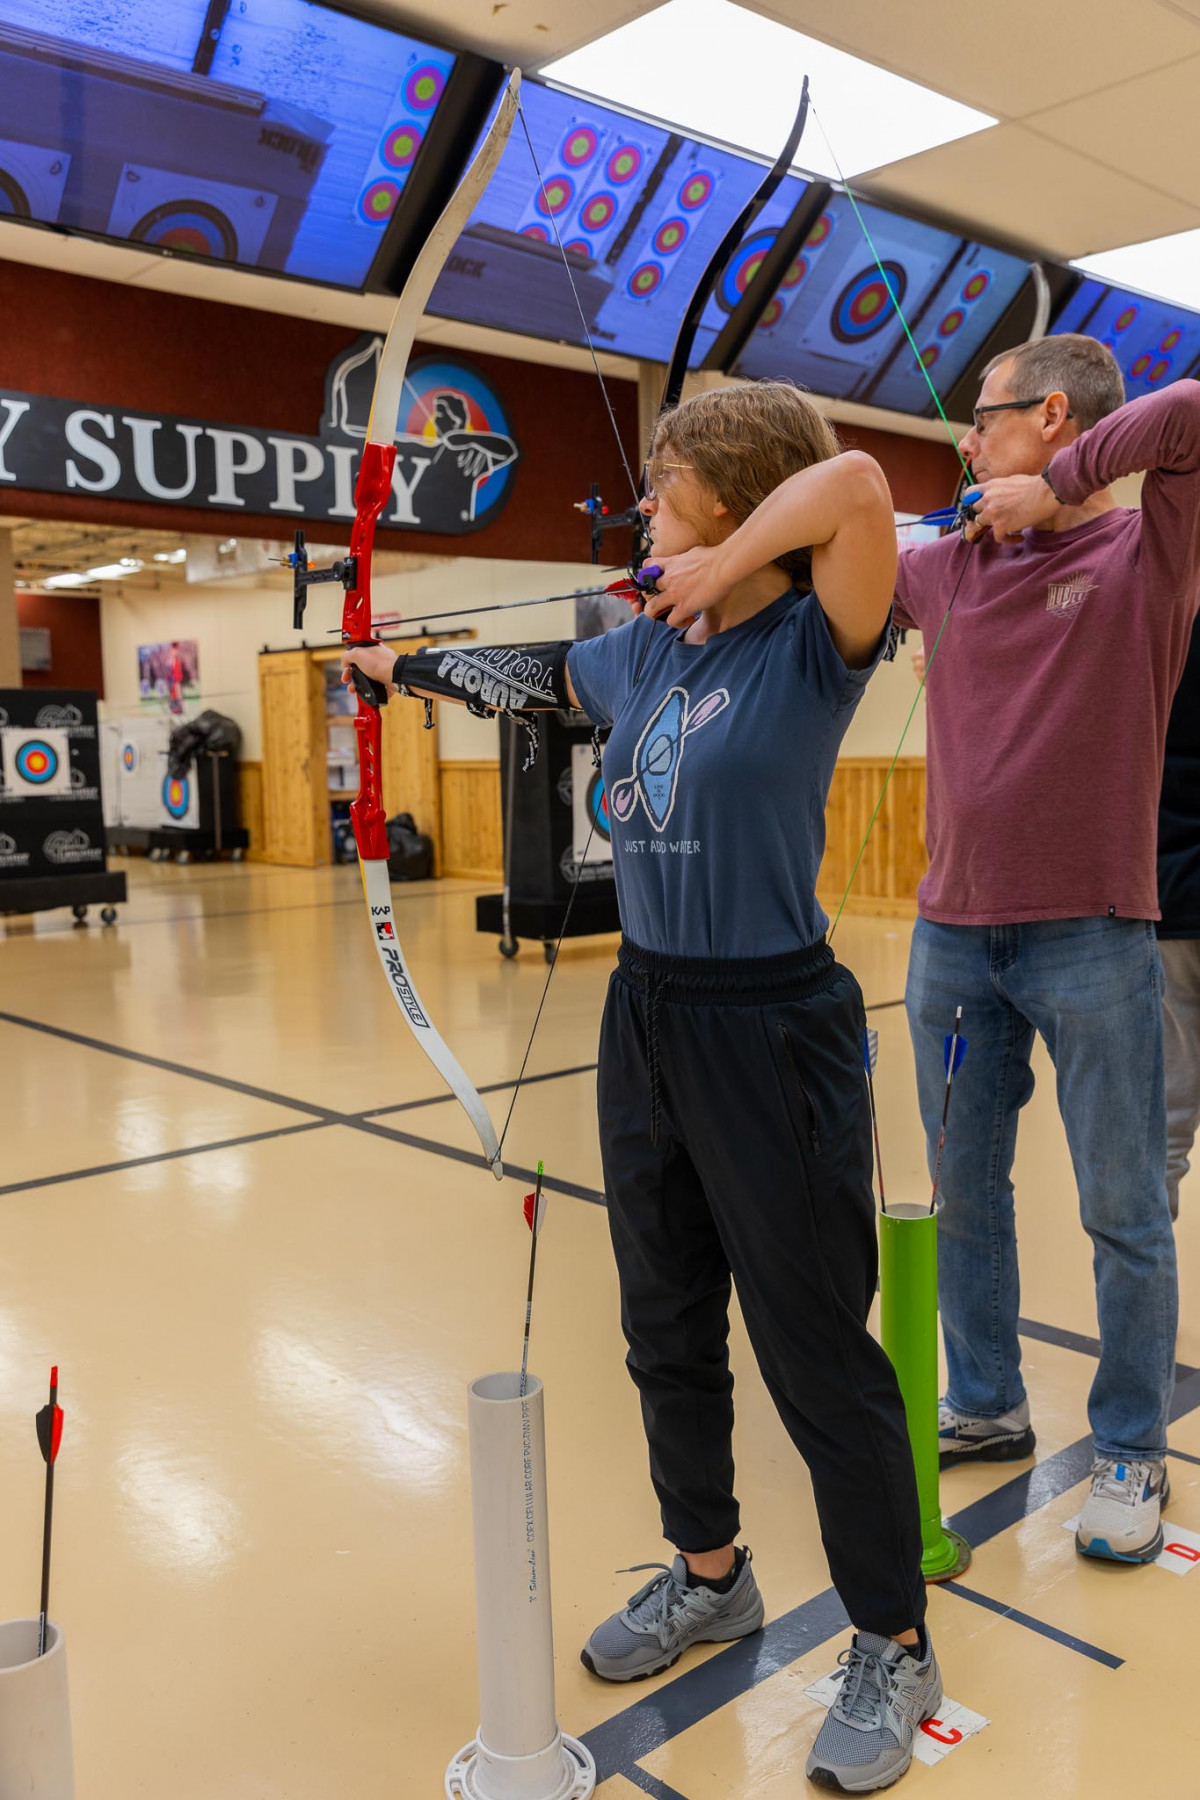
[906,916,1178,1460]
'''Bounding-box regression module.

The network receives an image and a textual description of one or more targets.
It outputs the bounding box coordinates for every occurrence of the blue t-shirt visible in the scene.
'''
[567,589,882,957]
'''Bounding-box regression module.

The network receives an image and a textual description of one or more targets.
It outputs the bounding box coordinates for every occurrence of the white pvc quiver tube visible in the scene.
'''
[446,1373,594,1800]
[0,1620,75,1799]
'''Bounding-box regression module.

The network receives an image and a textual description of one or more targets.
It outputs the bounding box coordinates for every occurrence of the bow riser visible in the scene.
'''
[346,439,398,864]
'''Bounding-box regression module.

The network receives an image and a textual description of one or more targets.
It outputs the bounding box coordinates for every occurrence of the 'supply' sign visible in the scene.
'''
[0,336,519,534]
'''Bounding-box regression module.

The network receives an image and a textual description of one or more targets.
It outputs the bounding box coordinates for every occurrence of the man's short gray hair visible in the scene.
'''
[981,333,1125,432]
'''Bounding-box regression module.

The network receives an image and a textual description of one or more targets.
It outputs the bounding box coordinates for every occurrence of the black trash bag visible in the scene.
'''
[385,812,434,881]
[168,710,243,777]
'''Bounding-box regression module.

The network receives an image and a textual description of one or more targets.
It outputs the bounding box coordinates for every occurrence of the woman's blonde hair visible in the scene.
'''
[647,381,841,587]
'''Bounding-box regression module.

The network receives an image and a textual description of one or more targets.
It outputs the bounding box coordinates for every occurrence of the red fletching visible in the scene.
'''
[36,1403,63,1466]
[605,576,645,611]
[523,1189,547,1235]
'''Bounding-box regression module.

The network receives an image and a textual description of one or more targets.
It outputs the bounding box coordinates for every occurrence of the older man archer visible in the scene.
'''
[895,336,1200,1563]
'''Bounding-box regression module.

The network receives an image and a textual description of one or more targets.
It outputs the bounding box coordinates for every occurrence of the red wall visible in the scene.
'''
[0,262,641,563]
[15,590,104,693]
[0,260,961,554]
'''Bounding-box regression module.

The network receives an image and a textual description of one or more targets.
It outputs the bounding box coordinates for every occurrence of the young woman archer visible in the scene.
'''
[344,381,940,1794]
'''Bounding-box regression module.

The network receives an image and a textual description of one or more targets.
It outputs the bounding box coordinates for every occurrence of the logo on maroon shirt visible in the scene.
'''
[1045,574,1097,616]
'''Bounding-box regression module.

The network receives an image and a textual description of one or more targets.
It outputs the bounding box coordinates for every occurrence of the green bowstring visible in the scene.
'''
[808,100,979,938]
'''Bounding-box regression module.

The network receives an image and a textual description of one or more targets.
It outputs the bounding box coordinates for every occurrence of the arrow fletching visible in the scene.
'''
[35,1366,62,1465]
[863,1027,879,1075]
[523,1159,547,1235]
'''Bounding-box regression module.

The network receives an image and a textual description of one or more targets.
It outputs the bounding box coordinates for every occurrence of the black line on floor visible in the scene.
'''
[582,1365,1200,1785]
[623,1766,693,1800]
[358,1060,600,1117]
[1167,1446,1200,1467]
[0,1010,338,1121]
[348,1116,605,1203]
[1018,1314,1198,1382]
[864,997,906,1012]
[940,1581,1123,1668]
[0,1121,332,1199]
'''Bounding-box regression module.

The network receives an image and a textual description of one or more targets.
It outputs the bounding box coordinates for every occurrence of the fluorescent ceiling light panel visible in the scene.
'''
[1074,228,1200,312]
[85,561,144,581]
[42,572,92,589]
[541,0,995,180]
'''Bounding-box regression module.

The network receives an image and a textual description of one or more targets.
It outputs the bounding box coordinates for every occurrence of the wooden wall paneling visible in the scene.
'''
[438,760,503,881]
[236,761,264,860]
[430,753,929,908]
[379,644,441,873]
[258,651,329,866]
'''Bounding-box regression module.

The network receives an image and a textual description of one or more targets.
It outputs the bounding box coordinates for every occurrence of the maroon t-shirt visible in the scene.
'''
[894,380,1200,924]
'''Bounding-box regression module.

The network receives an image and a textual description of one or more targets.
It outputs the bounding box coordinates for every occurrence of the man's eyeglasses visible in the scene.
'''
[972,395,1074,435]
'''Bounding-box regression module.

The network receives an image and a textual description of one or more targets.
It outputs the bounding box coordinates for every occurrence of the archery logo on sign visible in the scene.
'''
[1,727,72,798]
[371,906,430,1028]
[324,338,519,529]
[0,831,30,870]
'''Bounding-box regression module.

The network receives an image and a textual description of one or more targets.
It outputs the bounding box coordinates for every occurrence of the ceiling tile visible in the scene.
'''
[743,0,1200,116]
[372,0,647,65]
[863,123,1200,258]
[1022,54,1200,211]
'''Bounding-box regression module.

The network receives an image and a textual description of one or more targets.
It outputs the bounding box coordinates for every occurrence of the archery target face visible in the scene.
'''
[108,166,277,265]
[572,744,613,868]
[831,261,907,343]
[1,728,71,797]
[161,773,197,825]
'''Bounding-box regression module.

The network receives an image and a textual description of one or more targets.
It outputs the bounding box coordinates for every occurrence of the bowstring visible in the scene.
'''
[497,100,648,1155]
[806,100,982,942]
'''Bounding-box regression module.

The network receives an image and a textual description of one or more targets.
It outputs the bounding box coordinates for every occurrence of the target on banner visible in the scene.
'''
[758,296,785,330]
[560,125,599,167]
[806,211,835,248]
[535,175,575,217]
[380,123,422,171]
[403,63,445,110]
[607,144,642,184]
[564,238,592,259]
[3,726,71,797]
[581,191,617,233]
[628,261,664,299]
[122,743,138,772]
[653,217,688,256]
[358,180,401,226]
[522,223,551,243]
[920,345,940,368]
[1113,304,1139,333]
[131,199,237,259]
[781,255,807,291]
[717,227,776,313]
[679,171,715,210]
[1161,328,1183,352]
[14,739,58,785]
[831,262,906,343]
[587,771,610,843]
[1148,357,1172,384]
[162,774,191,821]
[962,270,991,302]
[938,308,966,338]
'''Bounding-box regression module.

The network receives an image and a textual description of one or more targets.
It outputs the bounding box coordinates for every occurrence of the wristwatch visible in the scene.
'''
[1041,462,1065,504]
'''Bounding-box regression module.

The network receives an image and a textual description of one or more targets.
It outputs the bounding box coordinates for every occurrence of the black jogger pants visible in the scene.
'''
[598,937,926,1637]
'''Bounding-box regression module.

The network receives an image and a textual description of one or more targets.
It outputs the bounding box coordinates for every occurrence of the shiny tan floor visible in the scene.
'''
[2,860,1199,1798]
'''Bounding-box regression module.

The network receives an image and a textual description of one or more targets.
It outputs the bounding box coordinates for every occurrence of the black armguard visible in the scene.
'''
[391,642,572,713]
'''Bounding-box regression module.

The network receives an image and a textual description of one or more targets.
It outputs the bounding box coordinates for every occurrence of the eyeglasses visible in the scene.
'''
[642,460,692,499]
[971,395,1074,435]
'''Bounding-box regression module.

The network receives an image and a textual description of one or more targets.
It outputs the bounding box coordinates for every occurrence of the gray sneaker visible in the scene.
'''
[581,1549,763,1681]
[807,1632,942,1793]
[938,1395,1036,1467]
[1076,1457,1171,1562]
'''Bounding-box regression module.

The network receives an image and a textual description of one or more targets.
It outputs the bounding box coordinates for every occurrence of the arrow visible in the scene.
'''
[930,1007,967,1213]
[862,1026,887,1215]
[34,1365,63,1656]
[519,1160,547,1398]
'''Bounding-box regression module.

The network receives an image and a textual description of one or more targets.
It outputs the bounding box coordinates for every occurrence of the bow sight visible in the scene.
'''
[288,529,357,631]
